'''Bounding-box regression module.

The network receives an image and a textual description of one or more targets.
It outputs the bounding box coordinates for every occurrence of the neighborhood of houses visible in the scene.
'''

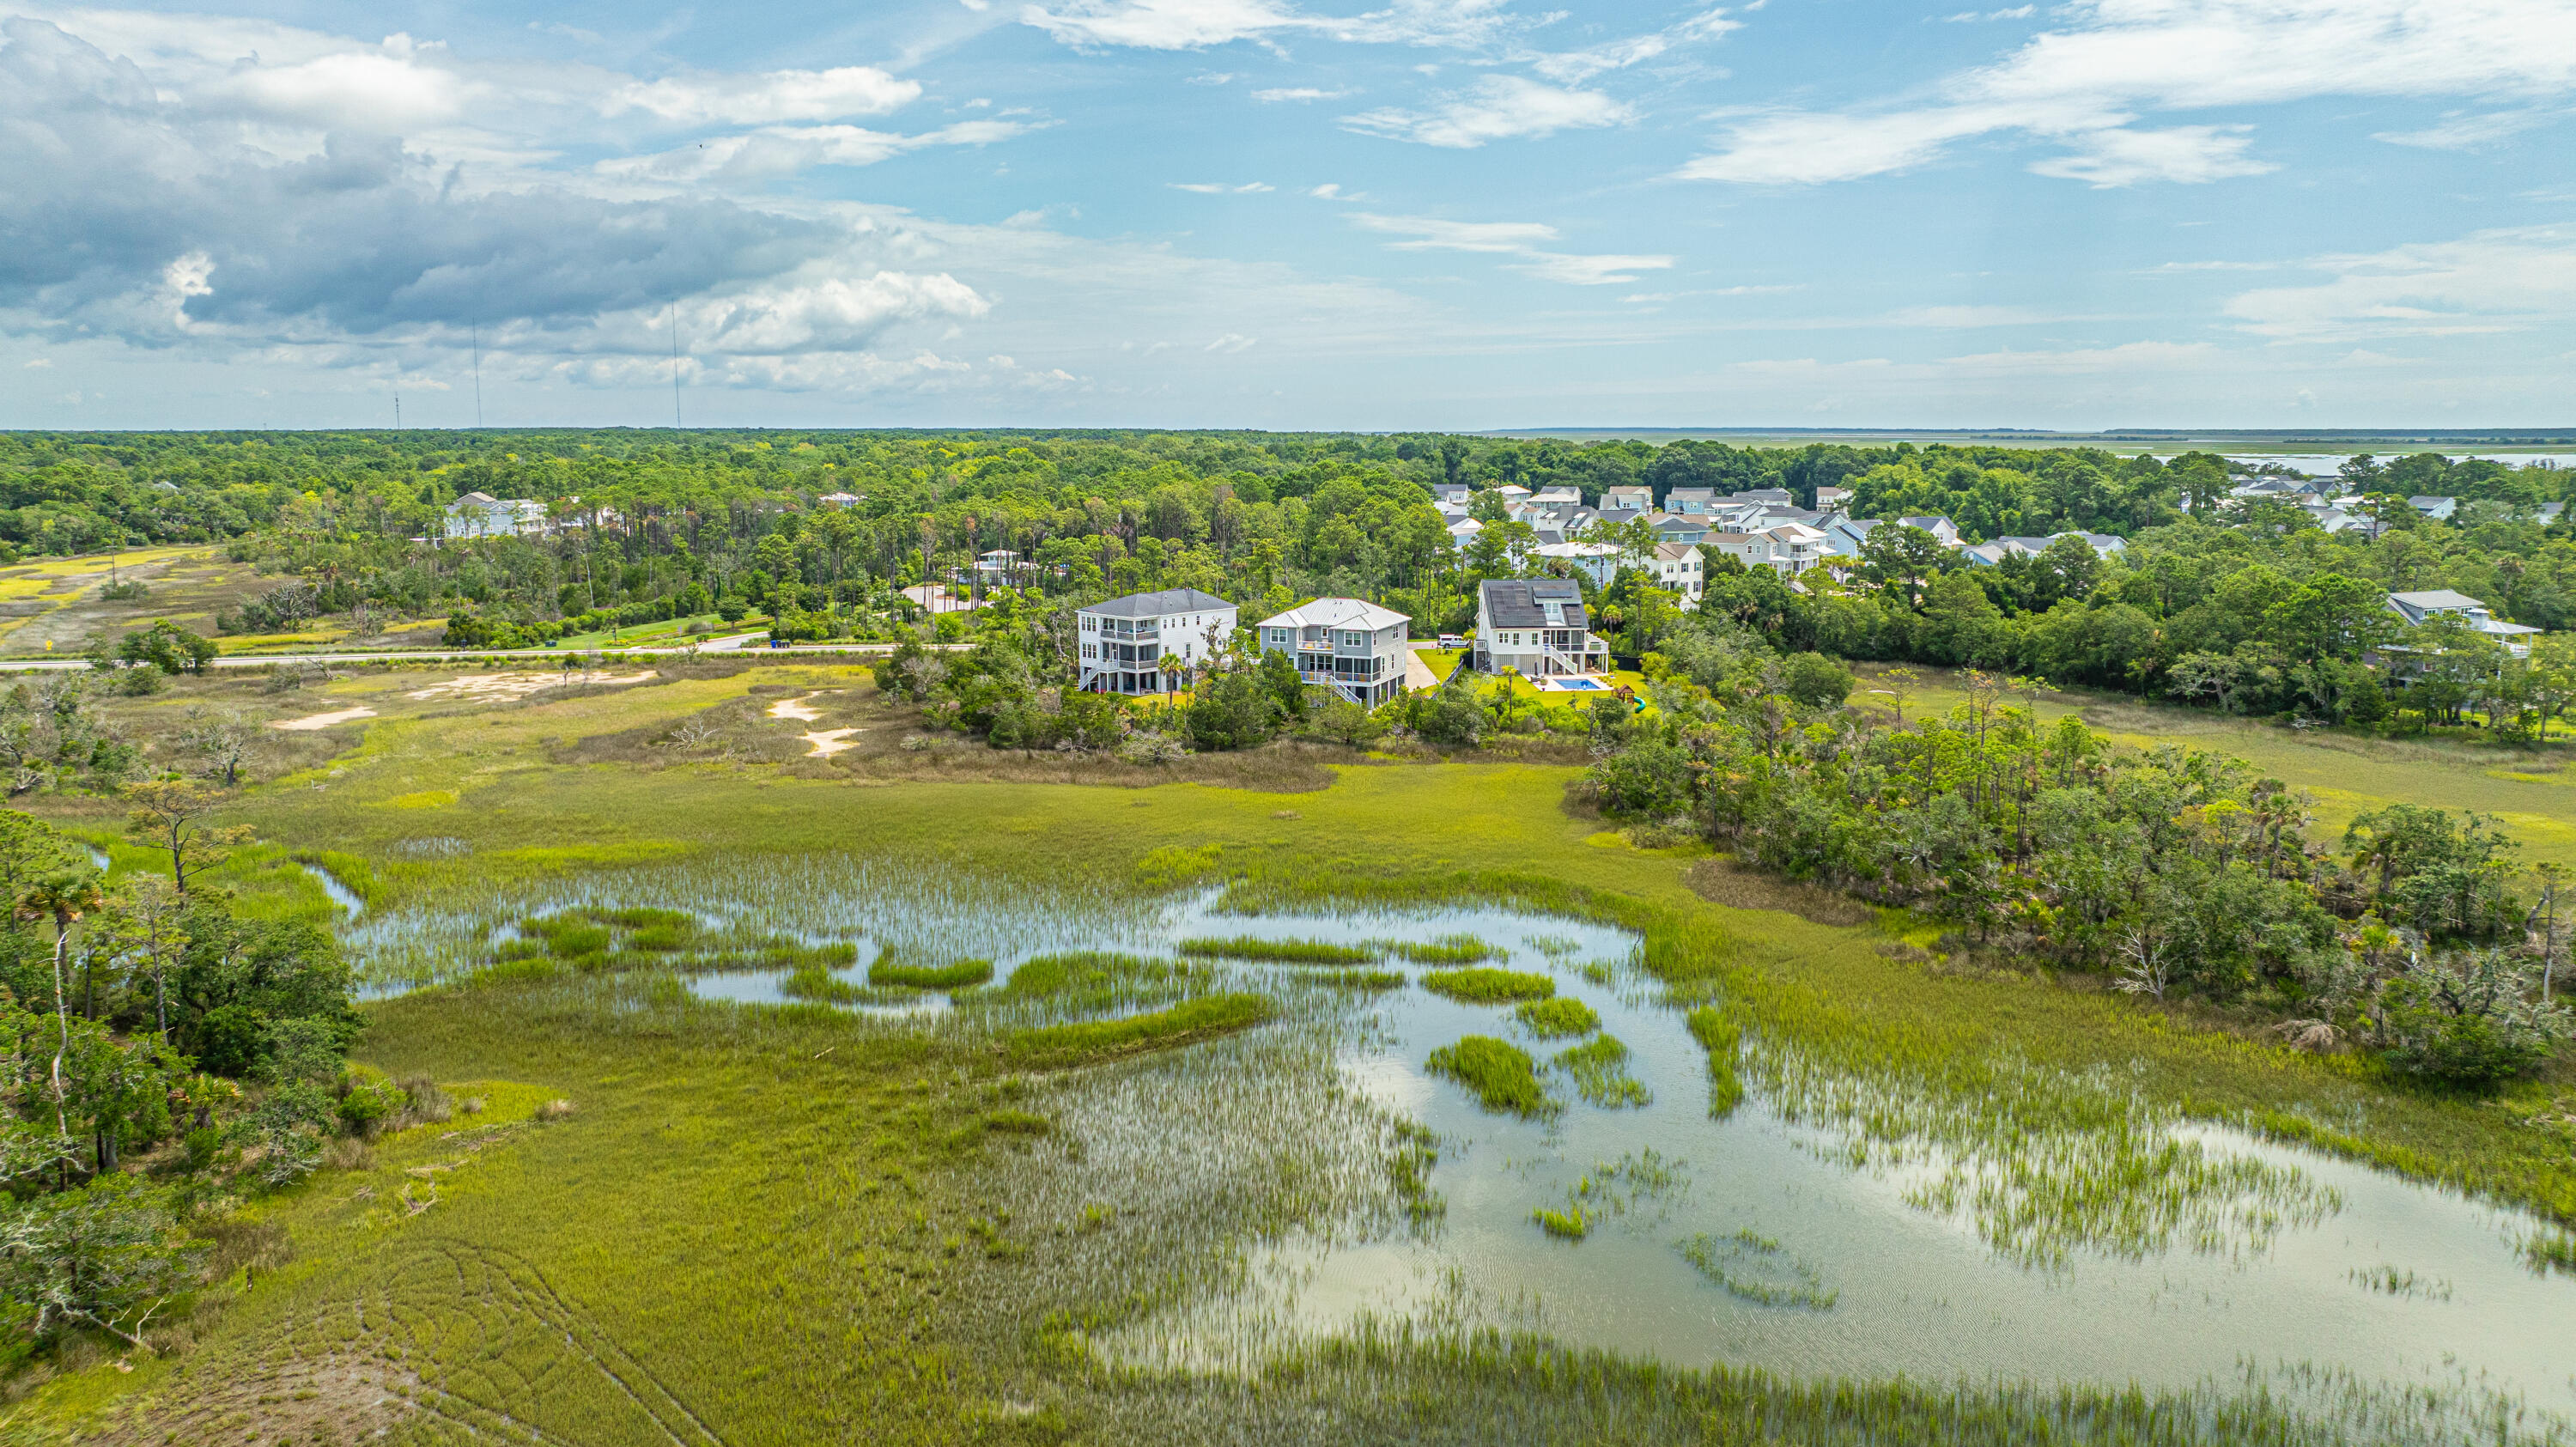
[440,478,2550,698]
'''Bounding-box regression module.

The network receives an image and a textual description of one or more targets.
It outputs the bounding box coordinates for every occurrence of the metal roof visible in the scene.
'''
[1082,587,1236,619]
[1257,596,1411,629]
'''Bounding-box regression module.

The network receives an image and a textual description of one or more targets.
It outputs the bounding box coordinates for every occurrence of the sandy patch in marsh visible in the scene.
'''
[405,670,656,703]
[800,727,860,757]
[269,707,377,731]
[767,694,823,721]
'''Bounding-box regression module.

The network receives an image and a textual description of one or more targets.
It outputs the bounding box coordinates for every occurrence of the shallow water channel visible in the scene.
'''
[1077,902,2576,1418]
[379,868,2576,1417]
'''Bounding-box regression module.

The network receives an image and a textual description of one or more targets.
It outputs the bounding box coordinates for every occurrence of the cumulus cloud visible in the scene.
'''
[2372,109,2552,149]
[2223,226,2576,340]
[605,66,922,125]
[1352,212,1672,283]
[1252,86,1351,101]
[1527,8,1740,82]
[1341,76,1633,148]
[1676,0,2576,185]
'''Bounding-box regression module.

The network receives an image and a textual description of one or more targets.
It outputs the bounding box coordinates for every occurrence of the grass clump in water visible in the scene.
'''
[2524,1230,2576,1277]
[1677,1230,1838,1309]
[1532,1205,1589,1240]
[870,957,994,990]
[497,908,854,978]
[999,951,1189,1013]
[781,965,864,1005]
[1425,1036,1558,1119]
[1387,934,1499,965]
[1554,1034,1651,1109]
[1177,936,1373,964]
[1688,1007,1745,1119]
[1515,997,1600,1039]
[1315,968,1406,991]
[1420,967,1555,1005]
[1003,993,1273,1069]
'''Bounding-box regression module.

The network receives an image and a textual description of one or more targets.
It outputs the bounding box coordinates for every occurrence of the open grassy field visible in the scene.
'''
[0,546,270,654]
[13,662,2576,1443]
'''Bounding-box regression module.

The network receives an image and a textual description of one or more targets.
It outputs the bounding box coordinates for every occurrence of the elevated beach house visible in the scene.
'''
[1078,587,1238,696]
[1255,598,1413,708]
[1473,578,1610,680]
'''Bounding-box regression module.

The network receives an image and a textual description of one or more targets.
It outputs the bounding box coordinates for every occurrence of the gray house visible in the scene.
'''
[1255,597,1413,708]
[1474,578,1610,680]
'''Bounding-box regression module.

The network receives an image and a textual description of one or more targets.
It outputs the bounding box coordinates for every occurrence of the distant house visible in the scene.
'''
[2409,496,2458,521]
[1652,542,1704,604]
[1814,485,1853,511]
[1530,486,1583,507]
[1662,488,1718,516]
[975,549,1023,578]
[1078,587,1237,696]
[444,491,547,538]
[2385,589,2540,659]
[1255,597,1411,708]
[1601,485,1652,513]
[1961,532,2128,567]
[817,491,864,508]
[1820,515,1879,559]
[1647,513,1710,545]
[1474,578,1609,680]
[1432,483,1473,506]
[1533,540,1622,588]
[1896,515,1963,547]
[1705,523,1830,579]
[1446,517,1485,550]
[1490,484,1533,504]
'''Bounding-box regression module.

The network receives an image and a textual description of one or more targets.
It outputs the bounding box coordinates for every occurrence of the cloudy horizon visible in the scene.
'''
[3,0,2572,432]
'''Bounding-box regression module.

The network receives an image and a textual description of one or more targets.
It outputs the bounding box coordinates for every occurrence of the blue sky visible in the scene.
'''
[2,0,2571,431]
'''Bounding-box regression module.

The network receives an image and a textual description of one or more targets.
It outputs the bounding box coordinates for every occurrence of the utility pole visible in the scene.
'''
[669,301,683,430]
[394,392,401,429]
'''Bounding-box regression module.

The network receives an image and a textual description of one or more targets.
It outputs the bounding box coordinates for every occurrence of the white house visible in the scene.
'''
[444,491,548,538]
[1652,542,1704,604]
[1078,587,1238,696]
[1601,485,1653,512]
[1474,578,1610,680]
[2385,589,2540,659]
[1532,541,1622,588]
[1255,597,1412,708]
[1705,523,1830,579]
[2409,496,2459,521]
[1446,517,1485,550]
[818,491,864,508]
[1531,486,1583,507]
[1960,532,2129,568]
[1814,485,1854,511]
[1895,514,1963,547]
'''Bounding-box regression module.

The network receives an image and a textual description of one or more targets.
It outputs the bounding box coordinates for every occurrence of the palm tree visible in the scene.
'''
[18,868,103,1163]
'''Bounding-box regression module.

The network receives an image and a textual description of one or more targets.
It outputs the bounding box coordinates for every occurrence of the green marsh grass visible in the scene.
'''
[1552,1034,1651,1109]
[869,958,995,990]
[1384,934,1499,965]
[1687,1006,1746,1118]
[1002,993,1274,1070]
[1677,1230,1838,1310]
[1176,936,1374,965]
[1425,1037,1557,1119]
[1315,967,1406,991]
[1531,1205,1590,1240]
[1514,996,1600,1038]
[1419,967,1555,1005]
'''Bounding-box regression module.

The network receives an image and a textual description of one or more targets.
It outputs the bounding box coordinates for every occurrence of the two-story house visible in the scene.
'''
[2385,589,2541,660]
[1255,598,1412,708]
[1652,542,1704,604]
[444,491,548,538]
[1704,523,1830,579]
[1601,485,1652,513]
[1474,579,1610,680]
[1078,587,1238,696]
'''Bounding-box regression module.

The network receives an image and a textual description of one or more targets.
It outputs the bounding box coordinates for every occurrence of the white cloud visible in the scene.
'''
[600,122,1034,183]
[1527,8,1740,82]
[21,358,52,368]
[1020,0,1518,51]
[605,66,921,125]
[1309,182,1362,199]
[1252,86,1351,101]
[1205,332,1257,351]
[1168,179,1272,192]
[1942,6,2035,20]
[1678,0,2576,185]
[2025,125,2273,185]
[2373,109,2551,149]
[1352,212,1672,284]
[2224,226,2576,340]
[1886,304,2063,326]
[1341,76,1634,148]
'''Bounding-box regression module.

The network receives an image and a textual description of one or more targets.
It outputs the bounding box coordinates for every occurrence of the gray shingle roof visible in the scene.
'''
[1083,587,1235,619]
[1480,578,1590,629]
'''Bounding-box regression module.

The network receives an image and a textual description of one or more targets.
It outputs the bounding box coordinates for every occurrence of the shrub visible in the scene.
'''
[1515,997,1600,1038]
[1420,968,1555,1005]
[1425,1036,1556,1118]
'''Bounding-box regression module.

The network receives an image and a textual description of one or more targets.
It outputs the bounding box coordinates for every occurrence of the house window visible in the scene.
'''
[1081,617,1096,631]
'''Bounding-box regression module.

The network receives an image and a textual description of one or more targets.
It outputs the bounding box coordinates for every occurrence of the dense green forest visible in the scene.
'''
[7,429,2574,727]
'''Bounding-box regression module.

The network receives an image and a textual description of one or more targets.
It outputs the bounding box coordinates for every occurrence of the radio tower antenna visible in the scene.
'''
[669,301,683,429]
[471,320,484,429]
